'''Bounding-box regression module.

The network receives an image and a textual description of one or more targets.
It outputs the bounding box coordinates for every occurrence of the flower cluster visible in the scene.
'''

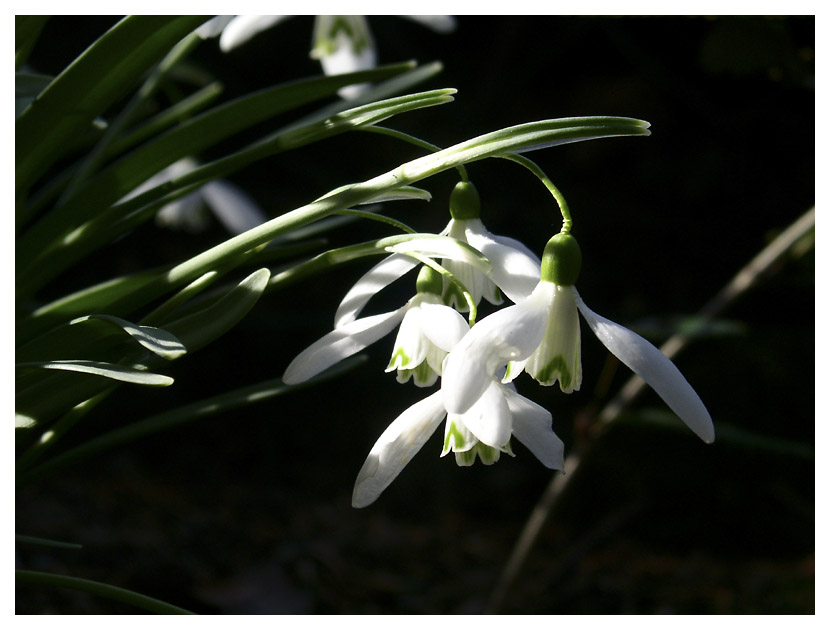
[283,181,714,508]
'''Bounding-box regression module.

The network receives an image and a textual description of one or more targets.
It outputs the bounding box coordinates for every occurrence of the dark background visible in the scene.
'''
[16,15,814,614]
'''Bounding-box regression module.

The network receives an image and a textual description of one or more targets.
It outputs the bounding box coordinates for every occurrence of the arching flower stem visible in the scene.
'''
[498,153,573,235]
[406,252,478,325]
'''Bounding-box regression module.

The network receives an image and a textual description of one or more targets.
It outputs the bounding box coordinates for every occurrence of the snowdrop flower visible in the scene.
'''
[440,181,541,311]
[200,15,457,99]
[283,266,469,387]
[334,181,541,329]
[442,232,715,443]
[120,158,266,234]
[353,349,564,509]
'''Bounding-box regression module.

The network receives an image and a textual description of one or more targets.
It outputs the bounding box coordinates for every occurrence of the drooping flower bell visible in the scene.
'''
[352,341,565,509]
[440,181,541,311]
[333,181,542,328]
[282,265,468,387]
[442,232,715,443]
[199,15,457,99]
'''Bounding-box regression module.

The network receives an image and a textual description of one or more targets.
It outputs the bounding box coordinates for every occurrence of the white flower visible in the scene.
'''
[333,182,541,327]
[120,158,267,234]
[283,266,469,387]
[200,15,457,99]
[352,367,564,508]
[442,233,715,444]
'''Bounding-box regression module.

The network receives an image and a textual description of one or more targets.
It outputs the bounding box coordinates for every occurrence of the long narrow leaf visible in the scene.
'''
[162,268,270,352]
[16,16,209,192]
[19,89,455,293]
[17,357,366,488]
[15,16,49,70]
[17,313,185,363]
[16,570,194,615]
[16,360,174,386]
[17,62,418,262]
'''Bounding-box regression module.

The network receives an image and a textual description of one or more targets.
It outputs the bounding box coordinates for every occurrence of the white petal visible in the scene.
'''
[417,303,470,352]
[334,254,419,327]
[504,388,565,469]
[200,180,266,234]
[402,15,458,33]
[321,34,377,75]
[464,219,541,304]
[459,381,511,448]
[196,16,234,39]
[385,236,492,275]
[219,15,289,52]
[575,291,715,443]
[119,157,197,203]
[386,306,428,371]
[155,193,208,232]
[283,307,406,385]
[352,391,446,508]
[441,281,554,414]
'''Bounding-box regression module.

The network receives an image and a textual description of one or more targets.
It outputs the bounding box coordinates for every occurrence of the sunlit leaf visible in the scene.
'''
[16,360,174,386]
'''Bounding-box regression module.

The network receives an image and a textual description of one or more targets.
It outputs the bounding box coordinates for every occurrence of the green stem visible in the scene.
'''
[408,253,477,326]
[498,153,572,234]
[336,208,417,234]
[57,32,203,204]
[361,125,468,181]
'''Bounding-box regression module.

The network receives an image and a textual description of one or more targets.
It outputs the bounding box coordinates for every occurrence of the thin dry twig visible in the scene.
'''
[485,207,815,613]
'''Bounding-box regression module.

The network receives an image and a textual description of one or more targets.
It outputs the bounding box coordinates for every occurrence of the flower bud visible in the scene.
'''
[415,264,443,295]
[449,181,481,220]
[541,233,582,286]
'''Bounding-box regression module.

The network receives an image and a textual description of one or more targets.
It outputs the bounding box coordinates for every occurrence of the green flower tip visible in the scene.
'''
[449,181,480,220]
[541,233,582,286]
[416,264,443,295]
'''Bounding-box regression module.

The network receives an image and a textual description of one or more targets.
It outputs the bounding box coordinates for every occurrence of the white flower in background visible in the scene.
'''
[352,340,564,509]
[310,16,376,99]
[442,232,715,444]
[120,158,266,234]
[333,181,541,328]
[198,15,457,99]
[283,265,469,387]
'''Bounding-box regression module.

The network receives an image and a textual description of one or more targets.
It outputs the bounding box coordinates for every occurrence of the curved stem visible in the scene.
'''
[361,125,468,182]
[407,253,477,326]
[335,208,417,234]
[497,153,572,234]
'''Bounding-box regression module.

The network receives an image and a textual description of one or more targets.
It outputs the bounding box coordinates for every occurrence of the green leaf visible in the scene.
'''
[19,88,455,295]
[17,313,186,363]
[16,360,174,386]
[17,356,366,487]
[17,269,161,345]
[15,72,53,118]
[162,268,270,352]
[17,61,419,263]
[16,535,83,551]
[16,570,194,615]
[15,16,49,70]
[70,315,187,359]
[16,16,209,193]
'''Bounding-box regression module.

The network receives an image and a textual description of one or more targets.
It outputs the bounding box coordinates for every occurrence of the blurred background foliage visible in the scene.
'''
[16,15,814,614]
